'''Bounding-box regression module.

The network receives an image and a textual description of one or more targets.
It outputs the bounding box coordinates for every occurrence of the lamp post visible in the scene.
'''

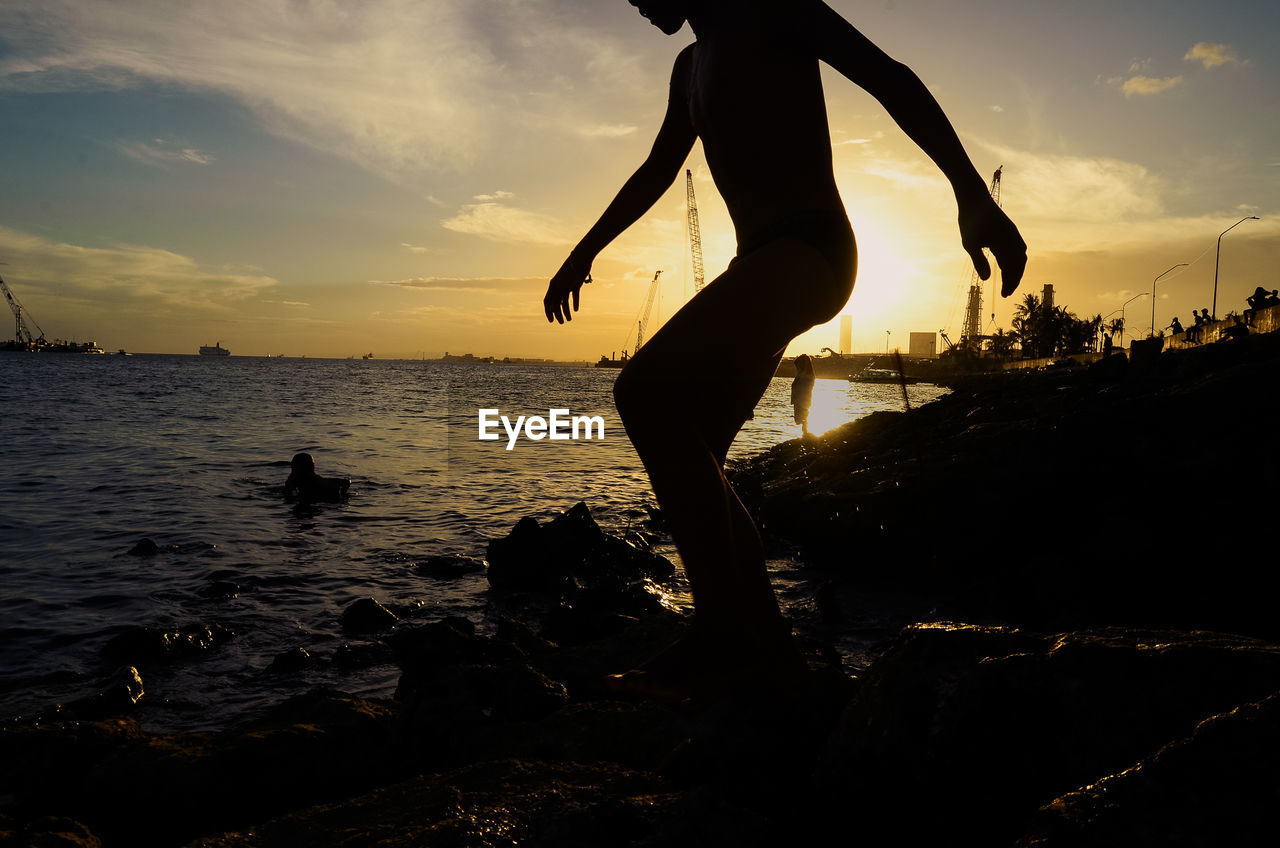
[1212,216,1260,321]
[885,330,891,354]
[1150,263,1188,337]
[1121,292,1147,347]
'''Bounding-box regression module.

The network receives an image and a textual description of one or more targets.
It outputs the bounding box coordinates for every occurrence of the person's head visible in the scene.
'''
[795,353,812,374]
[290,452,316,475]
[628,0,690,35]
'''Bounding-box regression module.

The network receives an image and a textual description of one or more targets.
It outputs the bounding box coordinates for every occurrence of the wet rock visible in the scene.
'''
[177,759,767,848]
[1017,691,1280,847]
[101,622,234,666]
[388,619,569,762]
[817,622,1280,846]
[61,665,145,719]
[331,642,394,671]
[126,538,159,556]
[733,334,1280,636]
[339,598,398,634]
[265,647,314,674]
[0,691,400,847]
[414,555,486,580]
[0,816,104,847]
[485,502,675,610]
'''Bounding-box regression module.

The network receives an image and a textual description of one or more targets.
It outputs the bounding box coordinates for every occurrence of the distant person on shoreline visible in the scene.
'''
[542,0,1026,702]
[284,453,349,504]
[791,354,816,436]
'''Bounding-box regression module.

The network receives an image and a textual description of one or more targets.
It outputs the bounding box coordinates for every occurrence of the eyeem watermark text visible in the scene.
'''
[478,408,606,450]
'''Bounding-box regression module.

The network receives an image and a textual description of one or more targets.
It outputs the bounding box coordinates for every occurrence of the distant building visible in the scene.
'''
[908,332,937,358]
[1043,283,1055,311]
[839,315,852,355]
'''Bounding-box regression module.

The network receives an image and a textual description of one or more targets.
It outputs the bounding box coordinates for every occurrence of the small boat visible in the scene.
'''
[199,342,230,356]
[850,367,920,384]
[116,349,131,356]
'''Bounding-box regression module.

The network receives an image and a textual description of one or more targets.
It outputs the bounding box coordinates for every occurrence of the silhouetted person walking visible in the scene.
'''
[543,0,1026,701]
[791,354,816,436]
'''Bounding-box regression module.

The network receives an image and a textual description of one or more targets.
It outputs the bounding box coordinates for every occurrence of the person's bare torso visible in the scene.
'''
[681,11,846,248]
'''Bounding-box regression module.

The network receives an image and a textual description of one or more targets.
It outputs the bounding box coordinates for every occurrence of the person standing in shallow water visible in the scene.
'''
[791,354,816,436]
[543,0,1026,700]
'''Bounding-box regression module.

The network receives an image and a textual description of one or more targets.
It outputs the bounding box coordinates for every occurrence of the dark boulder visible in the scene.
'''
[62,665,145,719]
[414,555,486,580]
[1018,691,1280,847]
[101,622,234,666]
[265,647,314,674]
[339,598,398,634]
[817,622,1280,846]
[485,502,675,610]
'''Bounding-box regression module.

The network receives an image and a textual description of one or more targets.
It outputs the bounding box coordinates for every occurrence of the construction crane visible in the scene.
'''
[960,166,1003,348]
[1,273,46,346]
[685,169,705,296]
[636,271,662,350]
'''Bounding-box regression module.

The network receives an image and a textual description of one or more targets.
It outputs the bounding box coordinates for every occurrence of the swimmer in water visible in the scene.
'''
[543,0,1026,702]
[284,452,350,504]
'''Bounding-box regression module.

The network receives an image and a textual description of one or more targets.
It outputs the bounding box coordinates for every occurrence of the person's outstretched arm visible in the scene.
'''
[804,1,1026,296]
[544,46,698,323]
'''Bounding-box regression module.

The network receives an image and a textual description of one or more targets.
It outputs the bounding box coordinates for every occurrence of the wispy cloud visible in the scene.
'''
[117,139,216,167]
[577,123,638,139]
[0,225,276,310]
[0,0,651,182]
[1184,42,1240,69]
[374,276,543,294]
[1103,58,1183,97]
[441,202,568,245]
[400,242,446,255]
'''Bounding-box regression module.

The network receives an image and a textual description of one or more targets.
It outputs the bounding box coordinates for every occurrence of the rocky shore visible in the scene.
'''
[4,333,1279,847]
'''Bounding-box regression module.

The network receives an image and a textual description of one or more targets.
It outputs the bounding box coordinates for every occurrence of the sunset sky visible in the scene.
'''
[1,0,1277,358]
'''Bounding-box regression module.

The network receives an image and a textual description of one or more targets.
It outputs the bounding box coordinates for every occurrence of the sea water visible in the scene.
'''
[0,353,946,730]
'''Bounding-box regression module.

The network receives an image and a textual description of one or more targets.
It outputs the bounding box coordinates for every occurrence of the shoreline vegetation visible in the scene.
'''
[4,331,1279,847]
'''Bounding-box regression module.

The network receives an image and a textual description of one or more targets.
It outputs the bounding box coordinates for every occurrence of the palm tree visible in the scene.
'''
[988,328,1018,360]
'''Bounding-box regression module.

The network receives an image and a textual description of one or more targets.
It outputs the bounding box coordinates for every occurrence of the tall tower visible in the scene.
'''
[960,167,1004,345]
[685,170,705,295]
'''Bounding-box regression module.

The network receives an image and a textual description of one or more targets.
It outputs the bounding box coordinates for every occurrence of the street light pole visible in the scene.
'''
[885,330,891,354]
[1150,263,1189,337]
[1212,216,1260,321]
[1121,292,1147,347]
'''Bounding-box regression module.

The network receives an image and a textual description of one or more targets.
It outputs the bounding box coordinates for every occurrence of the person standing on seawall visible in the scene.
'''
[543,0,1027,701]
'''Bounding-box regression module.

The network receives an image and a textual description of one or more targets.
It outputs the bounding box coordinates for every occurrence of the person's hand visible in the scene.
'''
[544,253,592,324]
[959,196,1027,297]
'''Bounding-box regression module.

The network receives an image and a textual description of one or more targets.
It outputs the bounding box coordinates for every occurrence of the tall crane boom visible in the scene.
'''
[685,170,705,295]
[1,274,45,345]
[960,166,1004,345]
[636,271,662,350]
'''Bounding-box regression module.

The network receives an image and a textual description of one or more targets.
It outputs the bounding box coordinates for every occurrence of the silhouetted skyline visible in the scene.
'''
[0,0,1275,356]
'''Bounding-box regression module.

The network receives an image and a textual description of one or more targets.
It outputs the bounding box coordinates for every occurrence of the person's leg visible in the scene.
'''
[612,236,852,693]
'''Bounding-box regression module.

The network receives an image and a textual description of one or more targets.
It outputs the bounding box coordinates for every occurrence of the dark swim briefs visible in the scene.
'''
[734,211,856,285]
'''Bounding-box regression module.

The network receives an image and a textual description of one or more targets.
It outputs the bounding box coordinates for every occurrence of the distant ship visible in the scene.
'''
[199,342,230,356]
[594,351,630,369]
